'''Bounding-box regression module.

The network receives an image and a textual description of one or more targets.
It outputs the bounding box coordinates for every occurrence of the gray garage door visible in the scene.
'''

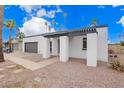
[25,42,38,53]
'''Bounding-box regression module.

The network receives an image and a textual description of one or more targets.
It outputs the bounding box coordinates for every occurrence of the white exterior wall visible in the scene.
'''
[69,36,87,59]
[69,27,108,62]
[97,27,108,62]
[22,26,108,63]
[60,36,69,62]
[87,33,97,67]
[42,37,50,58]
[19,42,22,51]
[51,38,58,56]
[23,36,43,54]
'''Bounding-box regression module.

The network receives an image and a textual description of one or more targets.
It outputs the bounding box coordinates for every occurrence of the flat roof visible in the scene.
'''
[24,25,108,38]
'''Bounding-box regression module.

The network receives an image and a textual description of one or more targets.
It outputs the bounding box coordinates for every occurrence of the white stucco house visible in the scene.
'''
[11,39,23,52]
[22,25,108,67]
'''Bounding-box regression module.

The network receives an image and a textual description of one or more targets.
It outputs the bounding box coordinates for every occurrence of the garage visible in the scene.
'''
[12,43,19,51]
[25,42,38,53]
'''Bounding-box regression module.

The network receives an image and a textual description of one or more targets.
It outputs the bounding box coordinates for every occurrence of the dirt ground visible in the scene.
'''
[109,44,124,54]
[0,52,124,88]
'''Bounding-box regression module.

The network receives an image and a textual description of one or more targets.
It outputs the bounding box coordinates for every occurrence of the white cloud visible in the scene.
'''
[120,8,124,11]
[36,8,46,17]
[47,5,51,8]
[56,5,63,13]
[5,6,11,10]
[20,5,34,13]
[108,40,110,44]
[112,5,121,7]
[19,17,51,36]
[56,22,59,25]
[33,6,42,11]
[19,5,62,35]
[47,10,56,18]
[36,6,62,18]
[51,28,55,32]
[117,16,124,26]
[19,5,42,13]
[108,40,112,44]
[23,17,28,22]
[98,5,105,9]
[19,5,63,19]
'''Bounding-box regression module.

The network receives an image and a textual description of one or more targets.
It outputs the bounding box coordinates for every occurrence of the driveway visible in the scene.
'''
[7,51,44,62]
[4,51,59,71]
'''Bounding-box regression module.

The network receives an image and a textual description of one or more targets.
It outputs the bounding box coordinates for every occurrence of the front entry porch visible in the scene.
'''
[42,32,98,67]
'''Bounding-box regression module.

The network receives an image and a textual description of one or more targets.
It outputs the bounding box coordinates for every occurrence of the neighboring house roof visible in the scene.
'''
[11,39,18,44]
[24,25,108,38]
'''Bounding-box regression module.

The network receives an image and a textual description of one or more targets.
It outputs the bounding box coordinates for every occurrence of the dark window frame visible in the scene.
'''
[82,37,87,50]
[50,41,52,53]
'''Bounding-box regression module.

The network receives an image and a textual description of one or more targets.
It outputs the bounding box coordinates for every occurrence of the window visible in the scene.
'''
[50,41,52,53]
[82,38,87,50]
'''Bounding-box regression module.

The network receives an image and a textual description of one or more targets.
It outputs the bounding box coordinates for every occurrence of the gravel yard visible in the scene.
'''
[33,58,124,88]
[1,52,124,88]
[0,60,34,87]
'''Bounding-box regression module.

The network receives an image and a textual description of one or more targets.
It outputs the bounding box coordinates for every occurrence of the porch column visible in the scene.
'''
[60,36,69,62]
[43,37,50,59]
[51,38,58,56]
[87,33,97,67]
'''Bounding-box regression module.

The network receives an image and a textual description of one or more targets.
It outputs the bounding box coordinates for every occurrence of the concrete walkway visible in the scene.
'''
[5,54,58,71]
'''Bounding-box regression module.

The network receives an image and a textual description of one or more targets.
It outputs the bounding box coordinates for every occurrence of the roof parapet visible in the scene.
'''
[24,25,108,38]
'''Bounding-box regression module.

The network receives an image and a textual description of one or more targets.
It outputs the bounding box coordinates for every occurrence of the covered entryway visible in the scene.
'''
[25,42,38,53]
[42,28,98,67]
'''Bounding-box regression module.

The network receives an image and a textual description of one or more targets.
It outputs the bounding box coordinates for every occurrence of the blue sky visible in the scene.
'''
[3,5,124,43]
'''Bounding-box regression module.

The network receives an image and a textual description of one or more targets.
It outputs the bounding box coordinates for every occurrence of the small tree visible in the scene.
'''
[5,20,16,52]
[91,18,98,26]
[63,12,67,25]
[120,41,124,46]
[52,19,55,28]
[62,12,67,30]
[16,31,25,42]
[60,24,63,31]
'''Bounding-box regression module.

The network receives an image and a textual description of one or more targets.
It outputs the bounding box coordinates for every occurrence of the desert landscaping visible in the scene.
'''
[1,5,124,88]
[0,51,124,88]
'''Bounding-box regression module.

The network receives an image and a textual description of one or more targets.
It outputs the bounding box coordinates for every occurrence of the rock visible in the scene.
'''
[34,77,41,82]
[7,65,16,69]
[0,68,4,71]
[13,69,23,73]
[0,75,4,79]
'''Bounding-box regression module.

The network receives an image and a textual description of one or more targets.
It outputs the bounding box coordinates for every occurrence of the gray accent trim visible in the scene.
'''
[43,32,68,38]
[44,27,97,38]
[24,34,43,38]
[24,25,108,38]
[95,25,108,28]
[68,28,97,36]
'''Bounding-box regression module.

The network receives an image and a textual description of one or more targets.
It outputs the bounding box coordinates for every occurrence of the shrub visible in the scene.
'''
[120,41,124,46]
[108,49,114,54]
[110,60,124,72]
